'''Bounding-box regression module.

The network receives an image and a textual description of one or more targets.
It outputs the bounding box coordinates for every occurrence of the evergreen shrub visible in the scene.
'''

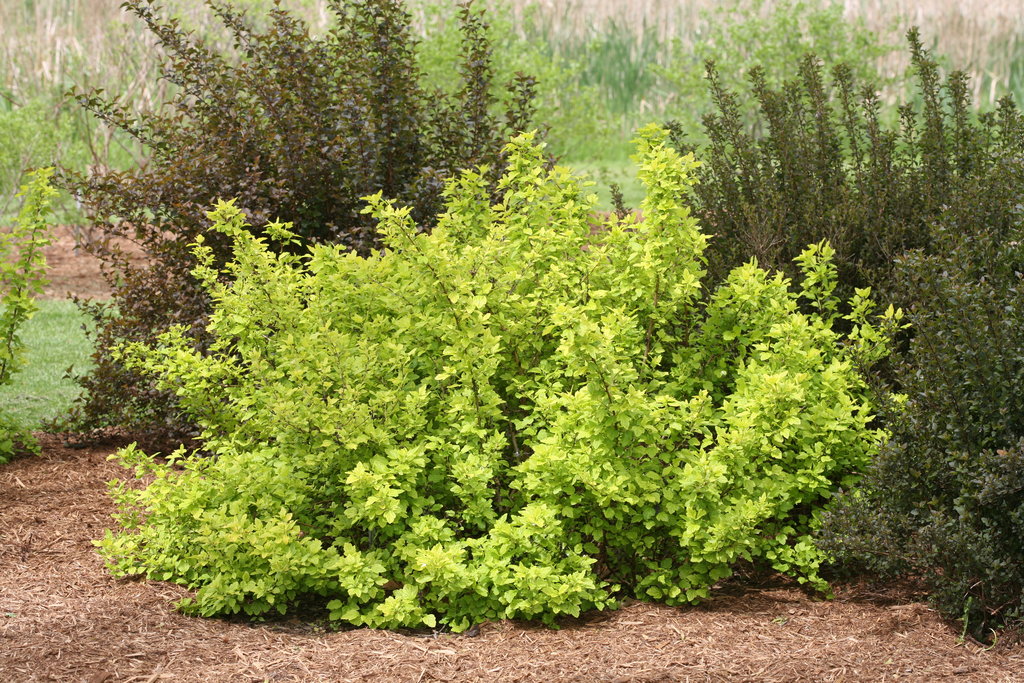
[60,0,538,445]
[677,29,1024,303]
[98,129,898,630]
[818,165,1024,640]
[0,169,55,463]
[688,25,1024,638]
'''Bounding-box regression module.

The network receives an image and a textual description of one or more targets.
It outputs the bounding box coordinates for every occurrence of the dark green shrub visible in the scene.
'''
[97,129,897,630]
[0,169,55,463]
[673,30,1024,637]
[818,183,1024,640]
[675,28,1024,303]
[59,0,538,446]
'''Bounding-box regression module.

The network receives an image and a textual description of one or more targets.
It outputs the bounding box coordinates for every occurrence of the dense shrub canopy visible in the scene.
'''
[60,0,538,445]
[99,129,897,631]
[678,29,1024,304]
[819,161,1024,639]
[687,25,1024,639]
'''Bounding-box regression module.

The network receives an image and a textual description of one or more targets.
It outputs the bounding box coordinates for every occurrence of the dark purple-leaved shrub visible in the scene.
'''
[58,0,539,446]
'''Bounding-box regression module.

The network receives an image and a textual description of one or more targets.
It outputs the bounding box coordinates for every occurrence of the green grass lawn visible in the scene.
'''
[0,299,93,429]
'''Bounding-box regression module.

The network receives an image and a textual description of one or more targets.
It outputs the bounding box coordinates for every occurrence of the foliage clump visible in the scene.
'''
[59,0,538,445]
[682,24,1024,638]
[818,166,1024,640]
[98,129,897,630]
[677,28,1024,303]
[0,168,55,463]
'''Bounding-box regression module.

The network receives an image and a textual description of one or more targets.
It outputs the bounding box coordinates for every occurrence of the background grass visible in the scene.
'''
[3,0,1023,216]
[0,299,93,428]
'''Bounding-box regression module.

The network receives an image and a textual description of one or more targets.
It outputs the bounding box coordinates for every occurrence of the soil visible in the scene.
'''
[1,437,1021,683]
[3,227,1022,682]
[39,225,147,300]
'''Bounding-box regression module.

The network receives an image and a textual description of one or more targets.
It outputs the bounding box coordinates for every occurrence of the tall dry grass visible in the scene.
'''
[506,0,1024,45]
[0,0,334,108]
[3,0,1021,110]
[506,0,1024,105]
[0,0,1020,200]
[3,1,161,109]
[0,0,336,211]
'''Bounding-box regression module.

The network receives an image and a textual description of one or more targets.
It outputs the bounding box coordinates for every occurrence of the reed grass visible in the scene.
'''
[4,0,1020,119]
[0,0,329,216]
[507,0,1024,108]
[1,0,1021,212]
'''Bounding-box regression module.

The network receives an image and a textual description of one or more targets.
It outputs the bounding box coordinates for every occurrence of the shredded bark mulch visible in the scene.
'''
[6,225,1023,680]
[1,435,1022,682]
[39,225,147,301]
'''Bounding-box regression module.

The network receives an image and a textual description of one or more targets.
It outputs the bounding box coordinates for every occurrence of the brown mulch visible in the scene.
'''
[0,436,1021,683]
[39,225,147,301]
[5,226,1024,681]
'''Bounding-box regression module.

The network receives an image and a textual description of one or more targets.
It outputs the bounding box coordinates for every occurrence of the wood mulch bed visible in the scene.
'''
[2,224,1021,681]
[1,435,1021,682]
[37,225,125,301]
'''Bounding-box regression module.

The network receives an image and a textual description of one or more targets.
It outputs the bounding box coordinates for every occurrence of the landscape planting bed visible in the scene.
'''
[1,436,1021,682]
[4,0,1024,677]
[1,226,1018,681]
